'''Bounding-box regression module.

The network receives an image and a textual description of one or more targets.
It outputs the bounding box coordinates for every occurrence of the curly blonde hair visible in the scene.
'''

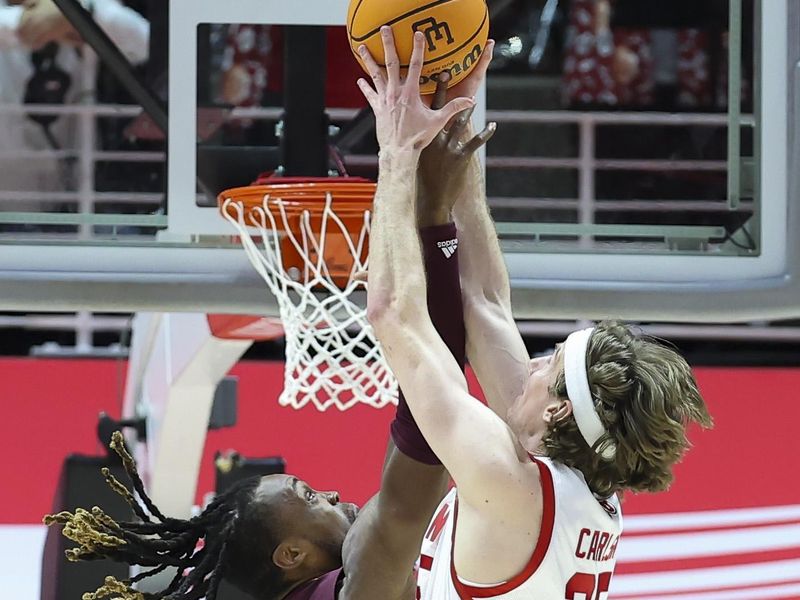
[543,321,713,498]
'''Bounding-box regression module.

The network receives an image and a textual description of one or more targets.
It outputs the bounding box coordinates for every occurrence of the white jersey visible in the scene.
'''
[416,457,622,599]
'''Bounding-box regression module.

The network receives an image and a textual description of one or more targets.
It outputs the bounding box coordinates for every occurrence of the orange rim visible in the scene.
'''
[219,182,375,228]
[219,180,375,289]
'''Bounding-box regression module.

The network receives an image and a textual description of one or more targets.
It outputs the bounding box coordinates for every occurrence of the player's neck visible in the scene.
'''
[277,579,306,600]
[514,430,548,459]
[277,573,317,600]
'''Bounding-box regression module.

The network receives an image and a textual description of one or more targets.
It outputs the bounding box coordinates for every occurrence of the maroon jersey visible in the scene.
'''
[284,568,343,600]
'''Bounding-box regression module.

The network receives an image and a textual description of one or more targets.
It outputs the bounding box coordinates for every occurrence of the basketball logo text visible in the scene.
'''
[418,43,483,87]
[412,16,455,52]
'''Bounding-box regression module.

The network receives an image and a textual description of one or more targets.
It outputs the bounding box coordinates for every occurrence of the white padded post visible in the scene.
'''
[124,313,252,518]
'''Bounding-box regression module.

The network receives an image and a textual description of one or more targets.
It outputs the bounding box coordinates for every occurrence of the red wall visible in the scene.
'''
[0,359,798,524]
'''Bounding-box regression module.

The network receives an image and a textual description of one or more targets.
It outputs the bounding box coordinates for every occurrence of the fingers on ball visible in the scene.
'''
[380,26,400,83]
[405,31,426,93]
[464,122,497,154]
[431,73,450,110]
[358,45,387,92]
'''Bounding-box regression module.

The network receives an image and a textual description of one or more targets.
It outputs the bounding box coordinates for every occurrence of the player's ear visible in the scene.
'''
[544,399,572,424]
[272,538,311,570]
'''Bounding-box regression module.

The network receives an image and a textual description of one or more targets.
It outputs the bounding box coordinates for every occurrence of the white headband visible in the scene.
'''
[563,328,616,460]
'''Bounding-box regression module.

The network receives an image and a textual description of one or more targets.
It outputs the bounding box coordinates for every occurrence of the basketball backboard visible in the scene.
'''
[0,0,797,322]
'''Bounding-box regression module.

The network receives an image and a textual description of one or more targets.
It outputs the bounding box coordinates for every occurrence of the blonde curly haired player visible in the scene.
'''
[359,28,712,599]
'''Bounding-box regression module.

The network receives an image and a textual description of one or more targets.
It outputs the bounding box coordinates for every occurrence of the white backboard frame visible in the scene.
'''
[1,0,799,322]
[168,0,786,285]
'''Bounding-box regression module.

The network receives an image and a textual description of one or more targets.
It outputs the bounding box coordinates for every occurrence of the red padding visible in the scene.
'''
[207,314,285,341]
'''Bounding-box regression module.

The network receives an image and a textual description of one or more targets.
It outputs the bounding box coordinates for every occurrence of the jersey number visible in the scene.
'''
[565,571,612,600]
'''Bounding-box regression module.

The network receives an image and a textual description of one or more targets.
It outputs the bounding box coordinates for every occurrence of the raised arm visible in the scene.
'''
[359,29,534,514]
[451,119,531,420]
[341,223,463,600]
[415,54,531,420]
[340,76,487,600]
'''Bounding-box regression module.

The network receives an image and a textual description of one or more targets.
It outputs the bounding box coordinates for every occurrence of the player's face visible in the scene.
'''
[254,474,359,568]
[507,343,565,445]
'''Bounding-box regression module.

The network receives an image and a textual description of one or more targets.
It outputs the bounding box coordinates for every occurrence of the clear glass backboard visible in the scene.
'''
[0,0,797,322]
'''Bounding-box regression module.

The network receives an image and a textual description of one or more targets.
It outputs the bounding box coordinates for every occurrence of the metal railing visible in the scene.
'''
[0,313,130,356]
[0,104,752,221]
[0,100,760,353]
[345,109,753,253]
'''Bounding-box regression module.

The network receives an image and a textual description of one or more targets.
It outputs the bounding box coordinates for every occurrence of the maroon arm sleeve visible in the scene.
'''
[390,222,465,465]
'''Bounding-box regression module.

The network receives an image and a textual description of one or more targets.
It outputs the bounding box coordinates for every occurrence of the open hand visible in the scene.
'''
[428,39,495,109]
[356,27,475,154]
[417,74,497,220]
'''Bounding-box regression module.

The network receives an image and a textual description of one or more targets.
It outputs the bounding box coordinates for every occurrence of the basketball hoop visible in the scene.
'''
[218,179,398,412]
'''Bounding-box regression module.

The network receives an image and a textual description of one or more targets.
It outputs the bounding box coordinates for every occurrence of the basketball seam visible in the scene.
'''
[375,5,488,70]
[348,0,366,34]
[350,0,474,43]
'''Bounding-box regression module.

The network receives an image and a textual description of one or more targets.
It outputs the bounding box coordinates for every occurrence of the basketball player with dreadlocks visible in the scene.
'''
[44,50,497,600]
[359,28,712,599]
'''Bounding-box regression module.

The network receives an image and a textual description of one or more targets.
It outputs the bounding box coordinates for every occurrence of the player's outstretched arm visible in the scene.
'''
[418,55,532,421]
[339,77,479,600]
[359,28,535,521]
[452,133,531,420]
[340,210,466,600]
[340,445,447,600]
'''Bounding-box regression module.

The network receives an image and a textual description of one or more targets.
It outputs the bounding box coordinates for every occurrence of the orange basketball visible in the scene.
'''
[347,0,490,95]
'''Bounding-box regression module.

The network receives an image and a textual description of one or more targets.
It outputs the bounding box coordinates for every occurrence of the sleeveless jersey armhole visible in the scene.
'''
[449,458,556,599]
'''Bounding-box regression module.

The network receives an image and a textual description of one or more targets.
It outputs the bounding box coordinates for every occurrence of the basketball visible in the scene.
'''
[347,0,490,95]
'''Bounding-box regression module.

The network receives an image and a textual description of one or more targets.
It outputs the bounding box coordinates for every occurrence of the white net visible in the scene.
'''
[222,191,398,411]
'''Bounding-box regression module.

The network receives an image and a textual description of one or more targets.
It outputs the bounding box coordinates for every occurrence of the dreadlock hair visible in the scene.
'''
[43,432,289,600]
[543,320,713,499]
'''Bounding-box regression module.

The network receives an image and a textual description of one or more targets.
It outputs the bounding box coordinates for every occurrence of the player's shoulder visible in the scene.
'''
[535,455,589,491]
[537,456,623,523]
